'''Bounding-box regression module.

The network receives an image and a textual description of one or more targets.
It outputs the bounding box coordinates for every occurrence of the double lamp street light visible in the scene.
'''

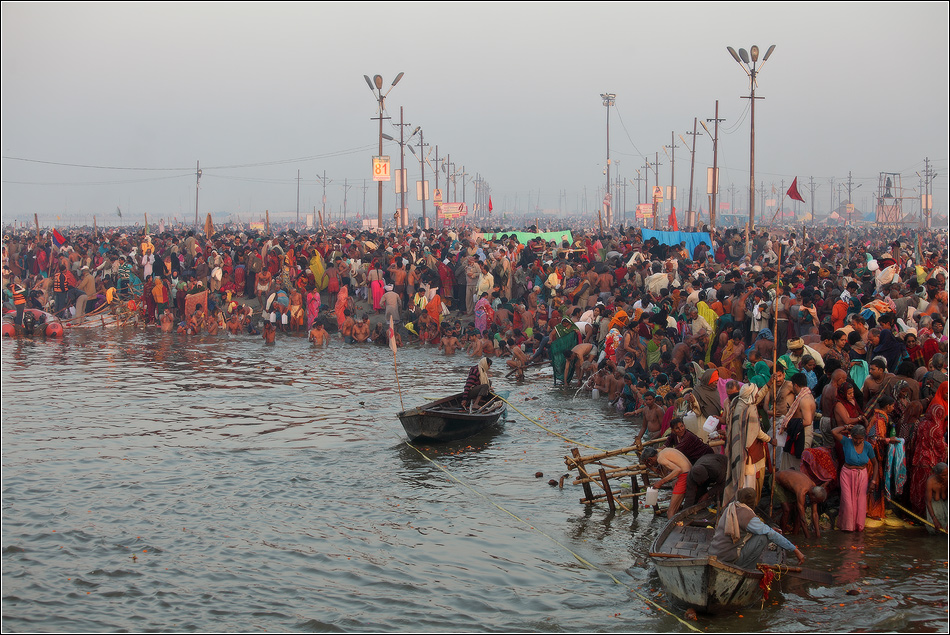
[364,72,404,229]
[726,44,775,238]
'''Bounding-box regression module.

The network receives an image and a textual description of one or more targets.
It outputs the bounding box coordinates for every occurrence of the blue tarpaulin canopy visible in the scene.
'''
[641,229,711,257]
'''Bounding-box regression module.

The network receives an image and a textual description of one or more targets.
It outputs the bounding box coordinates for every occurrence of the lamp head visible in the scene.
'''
[763,45,776,61]
[392,72,404,87]
[750,45,759,62]
[738,48,750,64]
[374,75,383,90]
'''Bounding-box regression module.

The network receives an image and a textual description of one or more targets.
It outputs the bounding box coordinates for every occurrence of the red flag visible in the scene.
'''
[488,196,493,213]
[52,228,66,248]
[668,206,679,231]
[787,177,805,202]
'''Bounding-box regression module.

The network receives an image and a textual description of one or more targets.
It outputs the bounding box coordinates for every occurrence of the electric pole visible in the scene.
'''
[685,118,699,228]
[706,100,724,230]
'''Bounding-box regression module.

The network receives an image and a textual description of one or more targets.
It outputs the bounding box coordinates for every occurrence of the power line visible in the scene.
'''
[1,143,379,172]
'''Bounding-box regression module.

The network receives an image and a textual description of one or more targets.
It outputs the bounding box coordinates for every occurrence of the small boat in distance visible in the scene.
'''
[397,392,506,443]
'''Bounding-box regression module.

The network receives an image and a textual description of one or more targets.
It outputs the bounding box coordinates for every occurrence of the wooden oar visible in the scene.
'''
[474,396,500,413]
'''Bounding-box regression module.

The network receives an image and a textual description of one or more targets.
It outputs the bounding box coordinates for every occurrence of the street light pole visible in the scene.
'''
[727,45,775,240]
[364,72,404,229]
[601,93,616,229]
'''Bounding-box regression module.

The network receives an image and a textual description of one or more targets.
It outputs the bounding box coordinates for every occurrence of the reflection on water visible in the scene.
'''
[2,329,947,632]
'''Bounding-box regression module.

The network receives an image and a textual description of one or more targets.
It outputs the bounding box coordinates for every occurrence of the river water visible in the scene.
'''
[2,329,947,632]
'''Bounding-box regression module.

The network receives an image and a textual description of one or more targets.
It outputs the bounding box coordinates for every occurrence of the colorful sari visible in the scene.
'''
[910,383,949,514]
[474,296,492,333]
[335,286,349,329]
[866,409,890,519]
[306,289,320,329]
[426,293,443,326]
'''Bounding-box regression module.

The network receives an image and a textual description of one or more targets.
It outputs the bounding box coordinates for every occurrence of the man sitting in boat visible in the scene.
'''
[709,487,805,570]
[462,357,493,410]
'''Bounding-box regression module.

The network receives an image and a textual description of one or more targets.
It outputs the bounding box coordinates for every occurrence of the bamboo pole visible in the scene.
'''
[572,456,630,511]
[581,490,650,504]
[770,242,782,506]
[565,436,672,467]
[886,496,948,534]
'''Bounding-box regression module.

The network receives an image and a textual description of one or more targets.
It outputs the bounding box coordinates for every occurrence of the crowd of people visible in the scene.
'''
[3,219,948,536]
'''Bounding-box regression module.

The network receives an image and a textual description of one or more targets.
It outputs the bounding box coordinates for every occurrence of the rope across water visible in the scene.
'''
[402,436,701,631]
[401,392,698,630]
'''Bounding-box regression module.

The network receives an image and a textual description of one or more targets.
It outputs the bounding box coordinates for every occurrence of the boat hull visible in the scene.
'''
[398,393,505,443]
[652,554,769,613]
[650,503,781,613]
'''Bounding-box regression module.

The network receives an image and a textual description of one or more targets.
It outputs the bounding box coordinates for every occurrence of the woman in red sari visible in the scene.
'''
[910,382,949,515]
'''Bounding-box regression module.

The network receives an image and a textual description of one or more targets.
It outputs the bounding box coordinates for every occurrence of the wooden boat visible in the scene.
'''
[397,392,506,443]
[649,502,786,613]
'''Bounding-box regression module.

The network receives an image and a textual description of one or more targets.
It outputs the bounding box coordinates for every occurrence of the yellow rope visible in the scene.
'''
[497,394,622,453]
[886,496,948,534]
[402,438,701,632]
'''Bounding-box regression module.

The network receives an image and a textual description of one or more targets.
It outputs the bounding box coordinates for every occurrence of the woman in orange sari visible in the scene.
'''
[426,291,443,327]
[335,286,350,331]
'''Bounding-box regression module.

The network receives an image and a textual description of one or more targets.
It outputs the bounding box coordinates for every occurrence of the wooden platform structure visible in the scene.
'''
[564,443,656,514]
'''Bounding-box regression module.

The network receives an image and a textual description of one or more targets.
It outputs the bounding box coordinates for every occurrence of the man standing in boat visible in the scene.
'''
[462,357,493,410]
[709,487,805,569]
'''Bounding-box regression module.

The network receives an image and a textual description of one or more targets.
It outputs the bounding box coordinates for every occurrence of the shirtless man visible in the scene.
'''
[775,469,828,539]
[641,446,693,518]
[565,342,596,387]
[340,309,355,343]
[925,463,949,534]
[160,308,175,333]
[591,366,610,397]
[262,320,276,344]
[820,368,849,446]
[779,373,817,468]
[671,337,694,371]
[352,314,370,343]
[187,304,204,335]
[506,338,530,379]
[205,313,219,335]
[309,320,330,346]
[628,391,666,444]
[440,326,461,355]
[289,288,304,332]
[862,356,897,406]
[604,368,625,403]
[469,333,495,357]
[516,304,534,333]
[227,312,243,334]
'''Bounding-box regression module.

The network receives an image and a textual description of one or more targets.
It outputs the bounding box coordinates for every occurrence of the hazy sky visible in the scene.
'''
[2,2,947,227]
